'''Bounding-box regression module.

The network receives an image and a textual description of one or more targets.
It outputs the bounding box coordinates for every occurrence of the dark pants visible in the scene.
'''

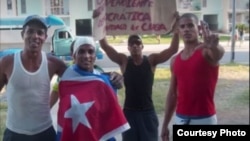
[3,126,56,141]
[122,109,159,141]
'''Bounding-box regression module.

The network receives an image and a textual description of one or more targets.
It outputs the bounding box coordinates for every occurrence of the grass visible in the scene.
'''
[237,88,250,105]
[0,102,7,140]
[0,63,249,138]
[117,63,249,114]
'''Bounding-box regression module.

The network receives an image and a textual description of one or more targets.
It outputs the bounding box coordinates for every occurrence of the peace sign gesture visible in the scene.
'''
[200,21,225,64]
[200,21,219,49]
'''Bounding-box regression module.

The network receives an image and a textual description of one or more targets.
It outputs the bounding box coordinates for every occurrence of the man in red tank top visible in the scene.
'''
[161,13,225,141]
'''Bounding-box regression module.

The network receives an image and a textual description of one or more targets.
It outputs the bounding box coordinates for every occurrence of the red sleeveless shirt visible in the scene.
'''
[173,48,219,116]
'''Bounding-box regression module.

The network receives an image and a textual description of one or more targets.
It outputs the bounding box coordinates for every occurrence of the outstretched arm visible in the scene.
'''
[93,8,126,67]
[99,38,127,70]
[161,57,178,141]
[201,21,225,65]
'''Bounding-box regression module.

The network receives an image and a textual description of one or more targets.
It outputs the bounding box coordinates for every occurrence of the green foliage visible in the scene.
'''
[0,102,7,140]
[236,23,249,33]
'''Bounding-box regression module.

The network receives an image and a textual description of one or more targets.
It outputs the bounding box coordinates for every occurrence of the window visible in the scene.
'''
[21,0,26,14]
[7,0,12,10]
[50,0,64,15]
[88,0,93,11]
[58,31,71,39]
[179,0,192,9]
[76,19,92,36]
[202,0,207,8]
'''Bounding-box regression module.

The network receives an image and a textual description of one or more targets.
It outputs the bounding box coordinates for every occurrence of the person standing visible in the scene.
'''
[0,15,67,141]
[96,14,179,141]
[57,37,129,141]
[161,13,225,141]
[239,28,245,47]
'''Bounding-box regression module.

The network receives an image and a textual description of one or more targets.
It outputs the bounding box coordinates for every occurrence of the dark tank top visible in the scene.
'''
[123,56,154,110]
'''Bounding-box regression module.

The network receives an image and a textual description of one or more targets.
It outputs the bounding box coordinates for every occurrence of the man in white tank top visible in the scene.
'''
[0,15,124,141]
[0,15,67,141]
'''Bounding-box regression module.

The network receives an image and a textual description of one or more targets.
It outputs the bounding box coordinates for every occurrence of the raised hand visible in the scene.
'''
[172,11,180,34]
[109,71,123,89]
[200,21,219,49]
[200,20,225,63]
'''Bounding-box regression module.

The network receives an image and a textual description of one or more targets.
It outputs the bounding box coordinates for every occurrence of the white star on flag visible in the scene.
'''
[64,94,94,132]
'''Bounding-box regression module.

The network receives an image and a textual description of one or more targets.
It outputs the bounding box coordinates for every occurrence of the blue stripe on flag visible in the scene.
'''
[72,64,117,94]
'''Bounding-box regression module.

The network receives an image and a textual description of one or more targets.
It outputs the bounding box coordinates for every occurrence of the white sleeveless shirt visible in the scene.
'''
[6,51,52,135]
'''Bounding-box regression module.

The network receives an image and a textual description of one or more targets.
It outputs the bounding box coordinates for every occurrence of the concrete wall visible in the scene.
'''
[69,0,93,36]
[16,0,44,16]
[0,0,18,17]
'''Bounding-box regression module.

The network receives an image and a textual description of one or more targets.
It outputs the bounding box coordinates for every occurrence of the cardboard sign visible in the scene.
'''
[93,0,176,40]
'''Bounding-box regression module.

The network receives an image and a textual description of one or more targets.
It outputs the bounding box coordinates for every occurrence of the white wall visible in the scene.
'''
[69,0,93,36]
[0,0,17,17]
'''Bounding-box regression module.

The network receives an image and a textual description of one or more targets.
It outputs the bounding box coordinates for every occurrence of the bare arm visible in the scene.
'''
[149,12,180,66]
[0,59,7,91]
[149,32,179,66]
[99,37,127,71]
[201,21,225,65]
[161,57,178,141]
[0,55,13,92]
[109,71,123,89]
[47,55,67,78]
[50,82,59,108]
[50,91,59,109]
[93,9,127,68]
[203,43,225,65]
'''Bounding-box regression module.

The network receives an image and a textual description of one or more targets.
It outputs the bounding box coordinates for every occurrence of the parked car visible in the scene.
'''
[51,27,103,60]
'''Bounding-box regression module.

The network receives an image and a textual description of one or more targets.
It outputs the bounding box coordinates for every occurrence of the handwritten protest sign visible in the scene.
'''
[93,0,176,40]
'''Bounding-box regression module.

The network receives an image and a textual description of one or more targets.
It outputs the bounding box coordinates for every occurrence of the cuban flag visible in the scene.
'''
[57,65,130,141]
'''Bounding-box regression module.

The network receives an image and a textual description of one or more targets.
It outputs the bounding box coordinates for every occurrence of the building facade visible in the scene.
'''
[177,0,249,32]
[0,0,249,41]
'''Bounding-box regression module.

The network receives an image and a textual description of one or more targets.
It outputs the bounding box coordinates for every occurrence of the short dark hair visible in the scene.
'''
[128,35,142,44]
[180,13,199,24]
